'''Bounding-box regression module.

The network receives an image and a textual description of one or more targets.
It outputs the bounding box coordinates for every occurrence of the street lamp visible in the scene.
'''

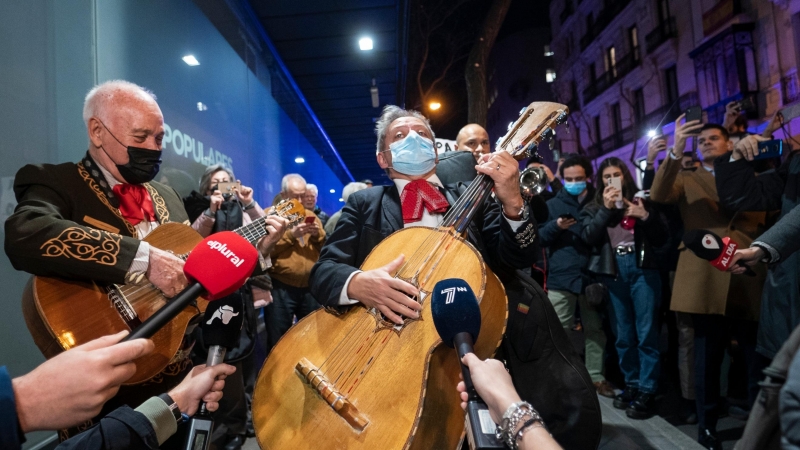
[429,102,442,111]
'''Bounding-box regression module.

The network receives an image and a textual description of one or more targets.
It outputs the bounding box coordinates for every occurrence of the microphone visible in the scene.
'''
[682,229,756,276]
[183,295,245,450]
[123,231,257,342]
[431,278,504,450]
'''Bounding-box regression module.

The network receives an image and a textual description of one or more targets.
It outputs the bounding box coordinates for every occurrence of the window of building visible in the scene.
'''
[605,46,617,77]
[594,115,602,142]
[611,103,622,134]
[665,66,678,103]
[629,26,639,61]
[633,88,645,122]
[589,63,597,82]
[690,27,757,111]
[544,45,554,57]
[658,0,671,23]
[546,69,557,83]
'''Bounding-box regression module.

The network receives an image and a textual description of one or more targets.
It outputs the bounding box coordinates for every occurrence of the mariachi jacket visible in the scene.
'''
[5,156,189,284]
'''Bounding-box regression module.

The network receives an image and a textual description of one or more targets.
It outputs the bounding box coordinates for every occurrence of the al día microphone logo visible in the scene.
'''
[702,234,720,250]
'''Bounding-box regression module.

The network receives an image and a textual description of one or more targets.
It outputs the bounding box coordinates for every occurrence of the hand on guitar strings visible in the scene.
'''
[147,247,189,297]
[347,254,422,325]
[167,363,237,416]
[257,215,289,256]
[12,330,154,432]
[475,152,526,220]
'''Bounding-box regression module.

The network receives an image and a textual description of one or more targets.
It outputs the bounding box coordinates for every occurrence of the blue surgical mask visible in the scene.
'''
[564,181,587,196]
[387,130,436,176]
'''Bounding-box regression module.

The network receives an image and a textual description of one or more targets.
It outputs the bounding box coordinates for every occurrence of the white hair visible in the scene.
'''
[342,182,368,202]
[83,80,157,126]
[306,184,318,195]
[374,105,434,154]
[281,173,306,193]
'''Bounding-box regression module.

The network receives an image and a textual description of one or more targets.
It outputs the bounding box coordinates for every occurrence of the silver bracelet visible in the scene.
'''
[515,417,547,446]
[496,402,540,449]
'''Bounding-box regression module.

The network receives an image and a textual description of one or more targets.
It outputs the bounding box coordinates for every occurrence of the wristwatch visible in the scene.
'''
[504,202,529,221]
[158,393,182,424]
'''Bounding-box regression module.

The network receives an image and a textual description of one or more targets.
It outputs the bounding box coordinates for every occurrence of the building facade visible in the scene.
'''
[549,0,800,173]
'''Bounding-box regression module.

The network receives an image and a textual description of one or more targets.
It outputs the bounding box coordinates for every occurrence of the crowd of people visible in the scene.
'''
[3,78,800,450]
[529,101,800,449]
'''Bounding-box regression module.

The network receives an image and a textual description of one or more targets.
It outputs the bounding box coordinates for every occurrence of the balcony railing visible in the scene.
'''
[582,51,640,104]
[585,125,635,158]
[783,73,800,105]
[579,0,634,51]
[645,18,677,53]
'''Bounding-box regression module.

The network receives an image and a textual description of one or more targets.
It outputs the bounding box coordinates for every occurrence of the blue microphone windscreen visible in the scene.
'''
[430,278,482,347]
[201,295,244,349]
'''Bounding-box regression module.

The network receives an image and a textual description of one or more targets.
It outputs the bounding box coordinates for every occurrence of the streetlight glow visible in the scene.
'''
[429,102,442,111]
[359,37,373,51]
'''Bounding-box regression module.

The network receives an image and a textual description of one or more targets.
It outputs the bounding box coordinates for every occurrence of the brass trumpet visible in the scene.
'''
[519,166,549,200]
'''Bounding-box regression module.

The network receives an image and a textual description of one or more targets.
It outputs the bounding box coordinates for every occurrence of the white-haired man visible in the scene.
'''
[302,183,330,227]
[324,182,368,235]
[3,80,285,447]
[264,174,326,353]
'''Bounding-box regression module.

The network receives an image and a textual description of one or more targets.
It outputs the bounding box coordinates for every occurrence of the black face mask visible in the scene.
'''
[99,120,162,184]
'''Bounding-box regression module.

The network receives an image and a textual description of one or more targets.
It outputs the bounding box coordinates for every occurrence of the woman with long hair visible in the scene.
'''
[579,157,668,419]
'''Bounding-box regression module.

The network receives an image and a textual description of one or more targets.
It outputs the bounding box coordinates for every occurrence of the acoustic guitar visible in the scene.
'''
[252,102,569,450]
[22,199,305,385]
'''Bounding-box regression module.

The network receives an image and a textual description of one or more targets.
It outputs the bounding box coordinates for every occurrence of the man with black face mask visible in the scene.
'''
[4,80,196,447]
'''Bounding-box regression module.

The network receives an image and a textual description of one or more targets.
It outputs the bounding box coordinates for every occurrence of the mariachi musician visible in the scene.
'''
[310,105,537,327]
[4,80,284,447]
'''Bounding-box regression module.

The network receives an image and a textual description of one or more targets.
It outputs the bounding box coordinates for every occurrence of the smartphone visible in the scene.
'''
[304,216,316,224]
[558,213,575,221]
[608,176,623,207]
[685,106,703,123]
[754,139,784,161]
[216,181,241,195]
[738,97,755,112]
[781,102,800,122]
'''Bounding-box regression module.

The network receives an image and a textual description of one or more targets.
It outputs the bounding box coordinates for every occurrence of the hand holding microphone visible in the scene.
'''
[682,229,756,276]
[123,231,258,342]
[728,247,765,275]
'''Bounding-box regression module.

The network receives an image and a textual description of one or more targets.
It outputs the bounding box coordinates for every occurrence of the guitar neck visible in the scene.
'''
[235,214,271,246]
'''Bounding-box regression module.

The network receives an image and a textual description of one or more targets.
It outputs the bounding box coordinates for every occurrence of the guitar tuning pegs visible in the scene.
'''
[507,121,514,131]
[565,119,571,134]
[519,106,527,116]
[496,137,503,147]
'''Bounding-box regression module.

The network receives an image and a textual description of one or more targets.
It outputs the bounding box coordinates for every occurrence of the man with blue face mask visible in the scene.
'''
[538,155,615,399]
[309,105,537,326]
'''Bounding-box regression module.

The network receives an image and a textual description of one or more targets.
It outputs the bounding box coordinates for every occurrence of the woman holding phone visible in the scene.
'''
[579,157,668,420]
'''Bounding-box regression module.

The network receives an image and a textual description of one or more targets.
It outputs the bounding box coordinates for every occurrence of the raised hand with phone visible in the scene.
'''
[672,112,705,159]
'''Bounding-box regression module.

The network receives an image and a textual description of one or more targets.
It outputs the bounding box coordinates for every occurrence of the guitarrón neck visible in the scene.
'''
[439,173,495,234]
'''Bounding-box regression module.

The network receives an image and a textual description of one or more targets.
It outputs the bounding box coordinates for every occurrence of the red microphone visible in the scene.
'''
[123,231,257,341]
[682,229,755,275]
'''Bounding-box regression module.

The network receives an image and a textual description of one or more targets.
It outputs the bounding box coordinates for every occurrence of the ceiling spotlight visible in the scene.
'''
[182,55,200,66]
[429,102,441,111]
[359,37,373,51]
[339,198,344,202]
[197,102,207,111]
[647,129,657,138]
[295,157,305,164]
[329,189,335,193]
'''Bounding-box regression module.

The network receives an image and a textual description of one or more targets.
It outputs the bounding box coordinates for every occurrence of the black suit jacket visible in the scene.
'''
[309,182,538,307]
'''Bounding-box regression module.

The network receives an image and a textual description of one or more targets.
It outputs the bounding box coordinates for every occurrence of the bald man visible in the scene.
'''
[455,123,491,161]
[4,80,224,447]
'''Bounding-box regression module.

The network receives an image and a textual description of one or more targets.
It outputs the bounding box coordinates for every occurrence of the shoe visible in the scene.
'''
[729,405,750,421]
[224,435,245,450]
[626,392,655,419]
[594,380,616,398]
[698,429,722,450]
[246,420,256,438]
[613,386,638,409]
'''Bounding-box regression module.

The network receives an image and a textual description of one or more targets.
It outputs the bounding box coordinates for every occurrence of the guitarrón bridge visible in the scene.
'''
[295,357,369,431]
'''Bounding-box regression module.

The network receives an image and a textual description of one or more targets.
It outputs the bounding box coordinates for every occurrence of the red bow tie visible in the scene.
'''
[400,179,449,224]
[113,184,155,226]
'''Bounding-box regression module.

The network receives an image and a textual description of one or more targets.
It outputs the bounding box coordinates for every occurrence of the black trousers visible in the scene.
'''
[264,278,321,353]
[692,313,763,433]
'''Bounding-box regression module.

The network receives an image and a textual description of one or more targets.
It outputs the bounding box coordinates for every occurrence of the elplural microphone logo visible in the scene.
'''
[702,234,720,250]
[206,240,247,267]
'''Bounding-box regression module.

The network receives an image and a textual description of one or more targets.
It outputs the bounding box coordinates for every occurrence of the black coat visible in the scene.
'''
[309,183,538,306]
[716,152,800,358]
[579,201,670,278]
